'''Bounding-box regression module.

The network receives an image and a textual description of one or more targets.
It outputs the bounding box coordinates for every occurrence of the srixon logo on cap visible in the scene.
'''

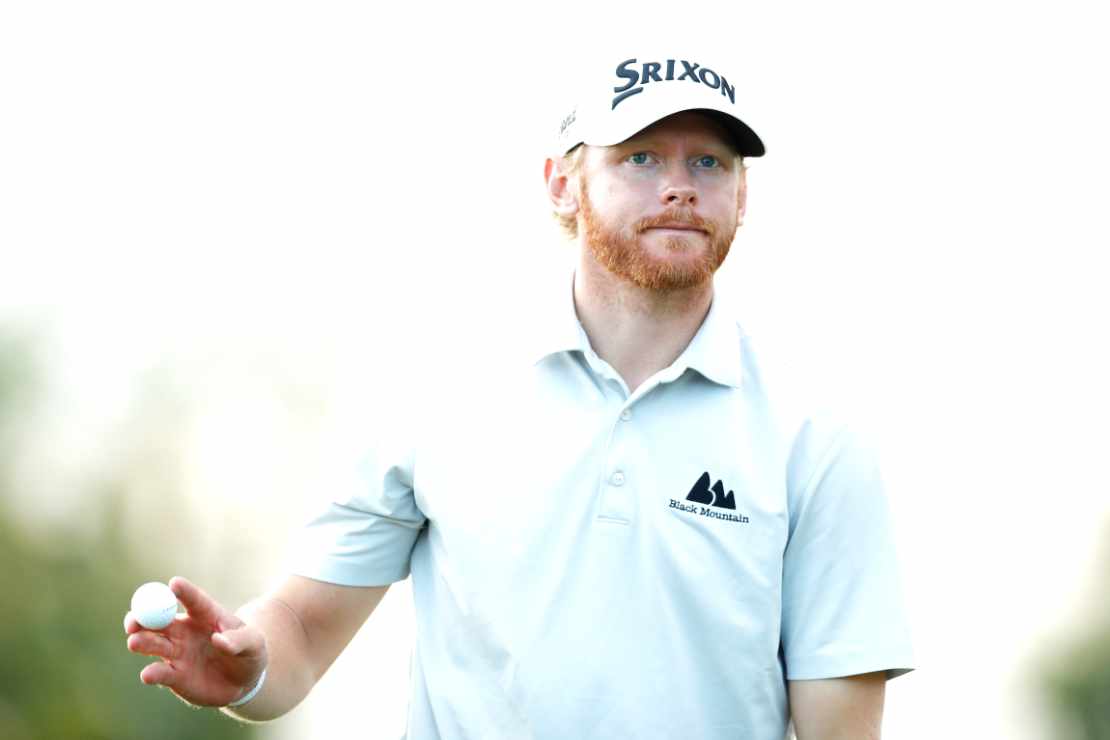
[612,58,736,110]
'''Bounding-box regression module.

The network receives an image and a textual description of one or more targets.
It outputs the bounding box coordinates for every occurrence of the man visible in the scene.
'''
[125,54,914,739]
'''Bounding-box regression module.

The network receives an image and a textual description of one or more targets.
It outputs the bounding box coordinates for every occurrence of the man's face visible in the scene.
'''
[575,111,746,292]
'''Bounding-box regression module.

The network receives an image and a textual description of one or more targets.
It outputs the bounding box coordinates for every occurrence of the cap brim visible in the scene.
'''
[689,108,765,157]
[565,99,765,158]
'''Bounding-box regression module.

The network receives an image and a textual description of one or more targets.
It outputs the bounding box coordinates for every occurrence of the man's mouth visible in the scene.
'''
[646,223,707,233]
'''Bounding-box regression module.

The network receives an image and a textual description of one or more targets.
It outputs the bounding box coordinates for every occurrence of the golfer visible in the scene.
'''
[125,53,914,739]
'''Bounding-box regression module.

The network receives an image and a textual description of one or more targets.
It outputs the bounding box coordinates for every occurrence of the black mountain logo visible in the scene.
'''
[685,472,736,510]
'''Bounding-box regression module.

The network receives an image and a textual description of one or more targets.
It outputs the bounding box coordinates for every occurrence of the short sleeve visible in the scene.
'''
[781,417,915,681]
[287,385,427,587]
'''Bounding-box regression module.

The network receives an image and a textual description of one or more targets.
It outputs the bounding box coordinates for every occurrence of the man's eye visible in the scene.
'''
[627,152,651,165]
[694,155,720,168]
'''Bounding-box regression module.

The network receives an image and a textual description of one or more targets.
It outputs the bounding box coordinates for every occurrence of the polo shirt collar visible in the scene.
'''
[672,289,744,389]
[528,269,744,390]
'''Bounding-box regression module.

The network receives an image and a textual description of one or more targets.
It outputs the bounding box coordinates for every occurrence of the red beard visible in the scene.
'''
[579,177,738,292]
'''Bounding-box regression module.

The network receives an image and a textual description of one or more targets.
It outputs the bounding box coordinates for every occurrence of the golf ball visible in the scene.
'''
[131,582,179,630]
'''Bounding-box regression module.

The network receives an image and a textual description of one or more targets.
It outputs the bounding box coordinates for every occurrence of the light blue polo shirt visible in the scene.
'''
[292,269,914,740]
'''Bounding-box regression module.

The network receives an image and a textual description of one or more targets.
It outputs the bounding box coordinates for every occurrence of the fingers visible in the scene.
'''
[140,661,179,688]
[124,611,142,634]
[169,576,226,627]
[128,630,176,660]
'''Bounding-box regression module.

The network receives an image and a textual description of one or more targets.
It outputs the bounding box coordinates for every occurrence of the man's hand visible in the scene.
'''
[125,576,267,708]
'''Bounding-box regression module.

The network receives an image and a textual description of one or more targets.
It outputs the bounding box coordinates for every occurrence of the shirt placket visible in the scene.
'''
[596,397,638,524]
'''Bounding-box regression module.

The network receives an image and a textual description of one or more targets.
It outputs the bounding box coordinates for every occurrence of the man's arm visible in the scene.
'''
[223,575,389,721]
[788,671,886,740]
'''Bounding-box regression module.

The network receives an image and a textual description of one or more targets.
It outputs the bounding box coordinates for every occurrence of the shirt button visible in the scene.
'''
[620,408,632,421]
[610,470,625,487]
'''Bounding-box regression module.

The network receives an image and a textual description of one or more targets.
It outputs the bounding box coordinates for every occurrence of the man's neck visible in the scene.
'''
[573,250,713,395]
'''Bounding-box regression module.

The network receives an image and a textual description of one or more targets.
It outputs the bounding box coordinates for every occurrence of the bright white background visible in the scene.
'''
[2,2,1108,739]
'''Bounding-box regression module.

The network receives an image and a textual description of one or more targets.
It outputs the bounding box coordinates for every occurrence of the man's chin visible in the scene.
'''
[635,238,722,288]
[616,254,718,292]
[582,233,727,292]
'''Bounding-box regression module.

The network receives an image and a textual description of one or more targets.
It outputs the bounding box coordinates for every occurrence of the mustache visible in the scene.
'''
[635,209,716,236]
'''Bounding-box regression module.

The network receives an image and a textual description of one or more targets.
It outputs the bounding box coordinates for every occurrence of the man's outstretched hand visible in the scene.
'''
[125,576,267,708]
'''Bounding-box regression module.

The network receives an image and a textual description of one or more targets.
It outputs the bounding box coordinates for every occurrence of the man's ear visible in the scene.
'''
[545,157,579,220]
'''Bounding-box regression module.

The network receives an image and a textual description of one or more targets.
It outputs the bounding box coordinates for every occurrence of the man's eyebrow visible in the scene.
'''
[610,138,736,158]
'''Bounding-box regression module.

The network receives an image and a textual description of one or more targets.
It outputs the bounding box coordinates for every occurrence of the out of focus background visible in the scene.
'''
[2,2,1108,739]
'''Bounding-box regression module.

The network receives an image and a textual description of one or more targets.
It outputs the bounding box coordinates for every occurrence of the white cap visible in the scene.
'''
[555,55,765,157]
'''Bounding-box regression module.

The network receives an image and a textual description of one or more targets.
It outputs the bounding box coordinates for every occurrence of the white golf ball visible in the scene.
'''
[131,582,179,630]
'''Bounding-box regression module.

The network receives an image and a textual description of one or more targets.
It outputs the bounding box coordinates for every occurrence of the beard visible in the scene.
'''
[579,177,738,292]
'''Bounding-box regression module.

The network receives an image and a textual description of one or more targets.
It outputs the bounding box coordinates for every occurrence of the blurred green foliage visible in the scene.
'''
[0,332,258,740]
[1035,517,1110,740]
[1041,630,1110,740]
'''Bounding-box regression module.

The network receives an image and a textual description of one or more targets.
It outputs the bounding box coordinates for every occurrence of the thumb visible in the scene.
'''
[211,624,262,657]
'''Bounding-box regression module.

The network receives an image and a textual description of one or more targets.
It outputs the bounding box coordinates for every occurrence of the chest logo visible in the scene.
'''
[686,471,735,509]
[669,471,750,523]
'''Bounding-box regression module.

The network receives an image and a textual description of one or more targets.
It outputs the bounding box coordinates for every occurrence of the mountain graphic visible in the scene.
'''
[685,471,736,510]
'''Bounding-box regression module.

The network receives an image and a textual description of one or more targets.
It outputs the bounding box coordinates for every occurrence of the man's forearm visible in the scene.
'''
[788,672,886,740]
[220,597,319,722]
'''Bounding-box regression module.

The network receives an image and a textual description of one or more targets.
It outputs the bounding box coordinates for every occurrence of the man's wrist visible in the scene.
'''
[226,668,267,708]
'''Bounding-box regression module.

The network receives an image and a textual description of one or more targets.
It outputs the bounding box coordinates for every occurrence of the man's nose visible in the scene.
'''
[660,167,697,207]
[663,187,697,207]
